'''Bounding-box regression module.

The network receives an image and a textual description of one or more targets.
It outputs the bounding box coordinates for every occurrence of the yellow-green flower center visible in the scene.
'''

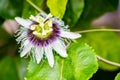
[30,16,53,39]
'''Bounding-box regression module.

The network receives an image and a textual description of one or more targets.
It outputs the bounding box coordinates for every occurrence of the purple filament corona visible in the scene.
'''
[27,23,61,47]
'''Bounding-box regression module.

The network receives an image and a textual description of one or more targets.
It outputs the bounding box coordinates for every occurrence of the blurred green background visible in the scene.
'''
[0,0,120,80]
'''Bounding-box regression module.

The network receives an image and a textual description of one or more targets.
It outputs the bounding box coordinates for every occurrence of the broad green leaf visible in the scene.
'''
[22,0,44,18]
[69,42,98,80]
[26,42,98,80]
[64,0,84,27]
[115,72,120,80]
[47,0,68,19]
[81,32,120,71]
[0,0,23,19]
[0,57,28,80]
[70,0,84,24]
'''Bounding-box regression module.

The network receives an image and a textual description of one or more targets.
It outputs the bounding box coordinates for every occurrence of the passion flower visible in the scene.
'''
[15,13,81,67]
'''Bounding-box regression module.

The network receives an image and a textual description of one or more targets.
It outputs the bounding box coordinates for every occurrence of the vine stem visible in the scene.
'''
[96,55,120,67]
[76,29,120,33]
[26,0,46,14]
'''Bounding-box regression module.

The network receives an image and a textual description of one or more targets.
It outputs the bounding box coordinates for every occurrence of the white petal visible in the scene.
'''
[16,32,26,44]
[45,46,54,67]
[52,40,68,57]
[20,44,32,57]
[35,47,44,64]
[15,17,32,28]
[23,39,29,46]
[20,39,29,49]
[60,30,81,39]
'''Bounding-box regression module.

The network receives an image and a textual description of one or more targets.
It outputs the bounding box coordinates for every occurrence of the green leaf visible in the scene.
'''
[81,32,120,71]
[22,0,44,18]
[0,0,23,19]
[69,42,98,80]
[0,57,28,80]
[26,42,98,80]
[115,72,120,80]
[47,0,68,19]
[64,0,84,27]
[70,0,84,24]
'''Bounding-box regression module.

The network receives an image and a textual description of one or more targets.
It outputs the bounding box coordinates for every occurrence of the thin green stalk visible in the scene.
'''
[26,0,46,14]
[96,55,120,67]
[60,59,64,80]
[76,29,120,33]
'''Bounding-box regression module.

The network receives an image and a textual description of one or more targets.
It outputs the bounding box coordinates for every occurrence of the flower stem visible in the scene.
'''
[26,0,46,14]
[96,55,120,67]
[76,29,120,33]
[60,59,64,80]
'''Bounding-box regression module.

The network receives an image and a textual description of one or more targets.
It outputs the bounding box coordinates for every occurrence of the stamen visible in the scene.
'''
[29,15,36,21]
[33,31,42,38]
[30,25,36,30]
[41,26,46,36]
[30,15,44,23]
[44,13,53,22]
